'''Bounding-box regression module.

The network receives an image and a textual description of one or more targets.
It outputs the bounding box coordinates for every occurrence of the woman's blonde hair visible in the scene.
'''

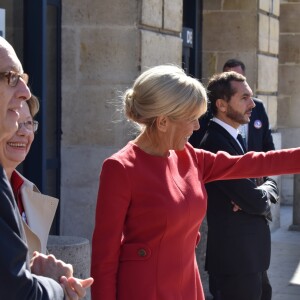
[123,65,207,131]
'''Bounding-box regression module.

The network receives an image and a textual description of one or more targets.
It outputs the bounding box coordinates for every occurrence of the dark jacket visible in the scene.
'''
[247,98,275,151]
[199,121,279,275]
[0,165,64,299]
[190,98,275,152]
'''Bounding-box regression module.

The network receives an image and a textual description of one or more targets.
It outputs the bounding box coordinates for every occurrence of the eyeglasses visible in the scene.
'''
[0,71,29,87]
[18,120,39,133]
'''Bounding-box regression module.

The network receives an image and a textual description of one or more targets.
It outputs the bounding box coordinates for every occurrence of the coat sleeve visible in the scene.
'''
[0,166,64,300]
[196,147,300,183]
[91,158,131,300]
[206,177,278,217]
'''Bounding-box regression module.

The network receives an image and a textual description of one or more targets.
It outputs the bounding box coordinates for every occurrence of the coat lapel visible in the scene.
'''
[22,186,58,254]
[15,172,59,255]
[209,122,244,155]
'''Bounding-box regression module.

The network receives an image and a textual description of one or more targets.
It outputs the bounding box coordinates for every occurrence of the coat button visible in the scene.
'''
[137,248,147,257]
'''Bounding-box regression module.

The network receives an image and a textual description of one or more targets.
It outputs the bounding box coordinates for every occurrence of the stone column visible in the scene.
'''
[279,1,300,227]
[47,235,91,300]
[289,175,300,231]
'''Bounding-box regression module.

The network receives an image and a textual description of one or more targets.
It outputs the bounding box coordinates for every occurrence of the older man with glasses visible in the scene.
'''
[0,36,93,299]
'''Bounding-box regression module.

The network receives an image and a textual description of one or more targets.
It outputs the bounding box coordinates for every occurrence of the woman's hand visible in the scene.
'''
[60,276,94,300]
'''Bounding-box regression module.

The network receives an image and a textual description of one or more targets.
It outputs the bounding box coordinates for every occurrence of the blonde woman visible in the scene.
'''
[91,65,300,300]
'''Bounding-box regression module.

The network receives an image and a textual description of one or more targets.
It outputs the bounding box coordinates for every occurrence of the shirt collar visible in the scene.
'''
[211,117,240,139]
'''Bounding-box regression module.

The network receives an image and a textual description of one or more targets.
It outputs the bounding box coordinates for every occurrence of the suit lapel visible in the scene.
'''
[209,122,244,155]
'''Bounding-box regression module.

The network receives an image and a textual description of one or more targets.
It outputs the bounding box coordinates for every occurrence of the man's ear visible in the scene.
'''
[156,115,168,132]
[216,98,227,113]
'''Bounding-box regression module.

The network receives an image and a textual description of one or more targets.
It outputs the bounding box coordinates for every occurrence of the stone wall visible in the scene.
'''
[202,1,257,86]
[279,1,300,128]
[202,0,279,104]
[140,0,182,69]
[60,0,183,240]
[278,1,300,205]
[60,0,140,240]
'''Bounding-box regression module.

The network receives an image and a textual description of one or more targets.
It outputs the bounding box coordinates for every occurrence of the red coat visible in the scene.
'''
[91,142,300,299]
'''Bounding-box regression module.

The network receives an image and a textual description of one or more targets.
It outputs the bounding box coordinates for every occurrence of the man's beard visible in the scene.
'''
[226,104,249,125]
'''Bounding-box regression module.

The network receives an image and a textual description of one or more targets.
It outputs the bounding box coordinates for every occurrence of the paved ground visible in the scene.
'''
[269,205,300,300]
[204,205,300,300]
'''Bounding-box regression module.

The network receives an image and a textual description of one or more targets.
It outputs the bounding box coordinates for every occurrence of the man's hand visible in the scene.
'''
[231,201,241,212]
[30,251,73,282]
[30,251,94,299]
[60,276,94,300]
[255,177,265,186]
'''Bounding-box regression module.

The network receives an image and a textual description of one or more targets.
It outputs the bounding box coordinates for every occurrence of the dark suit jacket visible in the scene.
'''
[0,165,64,299]
[199,121,278,275]
[190,98,275,152]
[248,98,275,151]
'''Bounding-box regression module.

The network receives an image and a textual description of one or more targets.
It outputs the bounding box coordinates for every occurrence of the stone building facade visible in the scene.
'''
[1,0,300,298]
[61,0,300,238]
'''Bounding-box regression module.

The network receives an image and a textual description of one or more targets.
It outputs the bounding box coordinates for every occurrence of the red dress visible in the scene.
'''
[91,142,300,299]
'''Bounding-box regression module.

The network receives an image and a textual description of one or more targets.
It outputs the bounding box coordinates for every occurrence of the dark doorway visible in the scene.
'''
[182,0,203,79]
[23,0,62,234]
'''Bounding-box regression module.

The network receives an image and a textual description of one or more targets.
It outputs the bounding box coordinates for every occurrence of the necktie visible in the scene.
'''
[239,125,248,148]
[237,134,247,153]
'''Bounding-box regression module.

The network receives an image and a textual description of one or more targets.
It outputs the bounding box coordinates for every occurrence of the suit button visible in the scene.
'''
[137,248,147,257]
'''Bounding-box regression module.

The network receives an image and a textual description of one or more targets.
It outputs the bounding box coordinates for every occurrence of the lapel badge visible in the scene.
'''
[254,120,262,129]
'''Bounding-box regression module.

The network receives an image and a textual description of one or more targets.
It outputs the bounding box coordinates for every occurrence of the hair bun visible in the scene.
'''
[124,88,139,122]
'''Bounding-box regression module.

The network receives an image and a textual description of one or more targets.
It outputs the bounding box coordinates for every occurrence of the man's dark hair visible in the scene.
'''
[222,58,246,73]
[207,71,246,116]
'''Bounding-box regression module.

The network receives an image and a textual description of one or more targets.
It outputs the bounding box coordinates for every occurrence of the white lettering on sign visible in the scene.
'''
[186,30,193,45]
